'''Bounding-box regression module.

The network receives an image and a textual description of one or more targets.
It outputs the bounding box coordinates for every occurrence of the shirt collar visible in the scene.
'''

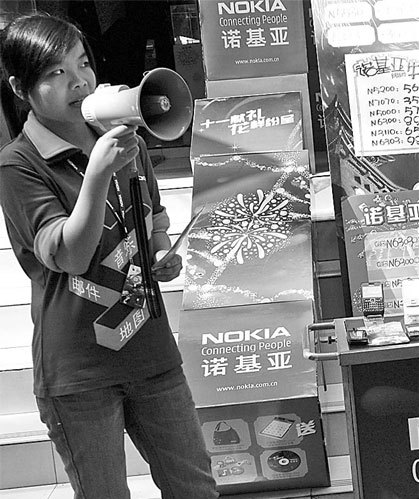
[23,111,79,161]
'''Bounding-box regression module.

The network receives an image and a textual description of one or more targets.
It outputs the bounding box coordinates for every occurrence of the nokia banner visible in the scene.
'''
[198,0,307,80]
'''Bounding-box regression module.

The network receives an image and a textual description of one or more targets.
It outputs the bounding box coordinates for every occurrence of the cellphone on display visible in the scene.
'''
[346,326,369,345]
[406,326,419,340]
[361,282,385,317]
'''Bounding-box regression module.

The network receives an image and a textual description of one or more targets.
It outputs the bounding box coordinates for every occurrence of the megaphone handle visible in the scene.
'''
[129,173,161,319]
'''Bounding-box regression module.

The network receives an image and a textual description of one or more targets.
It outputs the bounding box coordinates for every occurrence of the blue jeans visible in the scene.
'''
[36,367,219,499]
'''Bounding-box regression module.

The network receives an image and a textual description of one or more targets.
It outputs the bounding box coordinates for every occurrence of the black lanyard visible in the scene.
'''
[67,160,133,257]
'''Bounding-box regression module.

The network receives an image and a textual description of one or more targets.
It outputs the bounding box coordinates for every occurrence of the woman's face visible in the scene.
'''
[27,40,96,130]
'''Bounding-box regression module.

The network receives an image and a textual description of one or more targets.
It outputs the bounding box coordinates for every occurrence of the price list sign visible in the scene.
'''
[345,50,419,156]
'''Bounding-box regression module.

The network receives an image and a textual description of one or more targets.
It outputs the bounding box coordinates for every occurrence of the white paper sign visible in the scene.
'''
[345,50,419,156]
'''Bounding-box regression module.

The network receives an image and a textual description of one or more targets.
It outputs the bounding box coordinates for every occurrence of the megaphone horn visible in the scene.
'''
[81,68,193,142]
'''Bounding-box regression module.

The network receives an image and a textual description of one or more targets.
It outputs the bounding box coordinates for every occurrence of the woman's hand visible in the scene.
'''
[55,125,139,274]
[87,125,139,178]
[151,250,182,282]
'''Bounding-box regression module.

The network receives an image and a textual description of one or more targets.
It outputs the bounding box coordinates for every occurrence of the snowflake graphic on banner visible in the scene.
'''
[184,151,312,309]
[207,189,290,264]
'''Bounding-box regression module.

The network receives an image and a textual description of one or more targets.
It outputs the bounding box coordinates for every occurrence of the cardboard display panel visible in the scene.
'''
[185,93,313,310]
[342,189,419,315]
[183,150,312,310]
[190,92,303,158]
[179,300,317,407]
[198,397,329,495]
[206,73,317,173]
[178,299,330,494]
[198,0,307,81]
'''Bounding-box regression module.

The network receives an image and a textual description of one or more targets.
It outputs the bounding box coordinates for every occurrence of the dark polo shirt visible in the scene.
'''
[0,113,181,397]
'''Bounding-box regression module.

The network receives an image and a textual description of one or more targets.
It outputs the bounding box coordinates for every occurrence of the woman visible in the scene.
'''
[0,12,218,499]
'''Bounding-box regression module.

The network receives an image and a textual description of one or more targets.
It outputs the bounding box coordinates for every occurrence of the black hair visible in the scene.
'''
[0,12,96,137]
[0,12,96,96]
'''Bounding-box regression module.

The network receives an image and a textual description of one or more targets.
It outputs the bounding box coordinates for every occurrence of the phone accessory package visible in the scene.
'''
[365,320,410,346]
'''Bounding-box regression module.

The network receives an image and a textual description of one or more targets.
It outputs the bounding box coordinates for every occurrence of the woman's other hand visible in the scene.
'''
[151,250,182,282]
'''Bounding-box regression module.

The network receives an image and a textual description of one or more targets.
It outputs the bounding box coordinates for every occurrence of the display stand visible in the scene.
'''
[306,318,419,498]
[174,0,331,493]
[177,90,330,494]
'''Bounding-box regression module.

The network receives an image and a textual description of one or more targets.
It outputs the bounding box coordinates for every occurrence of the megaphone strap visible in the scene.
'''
[129,174,161,319]
[67,157,161,319]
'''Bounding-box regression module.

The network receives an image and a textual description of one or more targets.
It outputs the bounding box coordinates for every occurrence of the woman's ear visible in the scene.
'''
[8,76,25,100]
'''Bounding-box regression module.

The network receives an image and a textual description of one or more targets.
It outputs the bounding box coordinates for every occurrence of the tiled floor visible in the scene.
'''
[0,454,354,498]
[0,475,160,498]
[0,476,354,499]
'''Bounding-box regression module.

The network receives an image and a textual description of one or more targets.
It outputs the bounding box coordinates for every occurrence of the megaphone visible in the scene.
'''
[81,68,193,142]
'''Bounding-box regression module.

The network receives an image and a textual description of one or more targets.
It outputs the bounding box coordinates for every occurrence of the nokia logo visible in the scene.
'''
[218,0,286,15]
[202,327,291,345]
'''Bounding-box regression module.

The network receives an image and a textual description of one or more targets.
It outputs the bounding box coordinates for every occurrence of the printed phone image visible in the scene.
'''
[361,282,384,317]
[259,416,295,440]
